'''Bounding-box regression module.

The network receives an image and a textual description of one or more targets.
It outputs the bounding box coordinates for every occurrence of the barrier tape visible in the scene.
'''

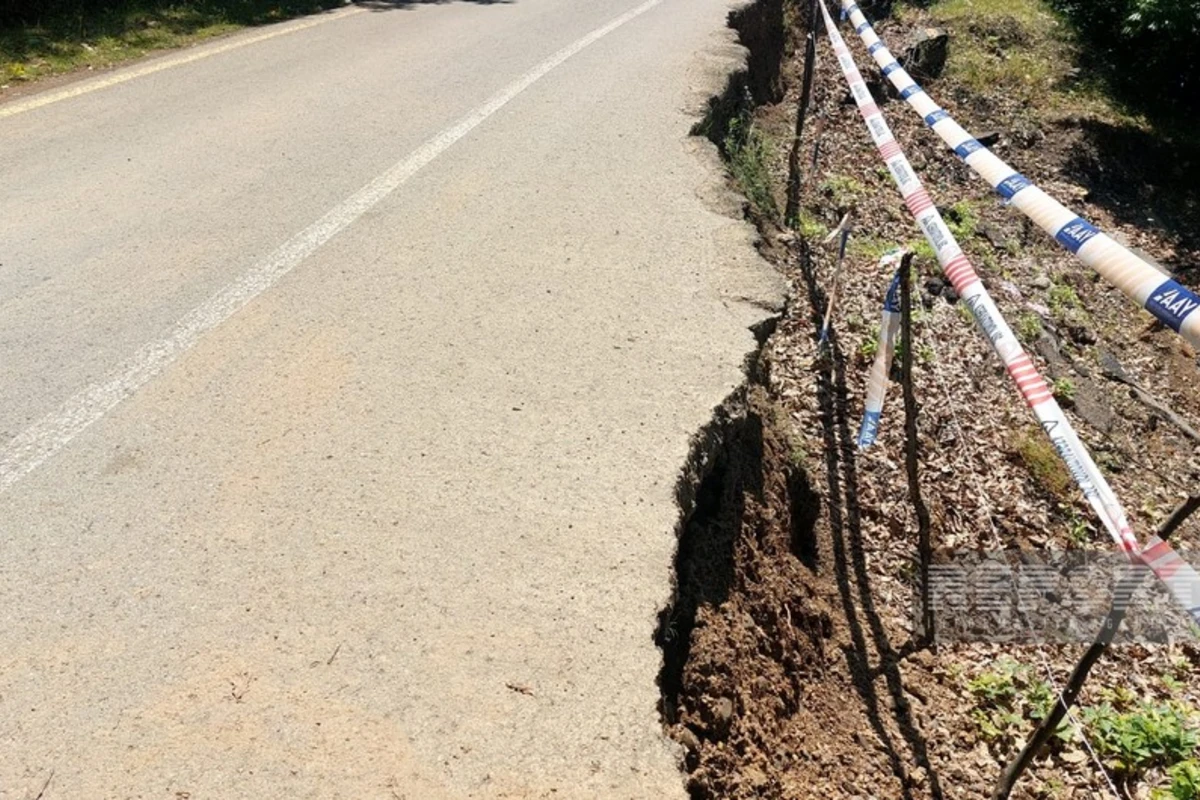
[858,255,904,449]
[835,0,1200,351]
[815,0,1200,625]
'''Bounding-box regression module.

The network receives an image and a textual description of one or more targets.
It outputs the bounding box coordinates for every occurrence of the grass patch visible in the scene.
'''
[819,173,865,212]
[724,113,779,220]
[1,0,345,85]
[796,211,827,241]
[944,199,979,240]
[1012,431,1073,498]
[1015,312,1043,343]
[848,233,900,261]
[900,0,1067,103]
[1051,376,1075,402]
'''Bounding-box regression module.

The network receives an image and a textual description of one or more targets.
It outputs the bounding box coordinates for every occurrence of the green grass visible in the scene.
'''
[1,0,345,85]
[724,114,779,220]
[1048,281,1082,314]
[1051,376,1076,401]
[1013,431,1073,499]
[899,0,1068,103]
[1016,312,1043,343]
[796,211,827,241]
[944,200,979,240]
[819,174,866,212]
[848,234,900,261]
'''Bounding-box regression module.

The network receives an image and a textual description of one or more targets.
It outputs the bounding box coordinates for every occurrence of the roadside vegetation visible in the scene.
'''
[1,0,345,86]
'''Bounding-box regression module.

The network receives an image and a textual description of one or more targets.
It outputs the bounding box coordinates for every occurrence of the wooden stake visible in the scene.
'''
[899,252,934,643]
[785,0,821,229]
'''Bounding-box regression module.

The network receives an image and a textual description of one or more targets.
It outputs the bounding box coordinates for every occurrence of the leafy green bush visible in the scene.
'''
[1051,0,1200,115]
[1083,700,1199,778]
[1154,759,1200,800]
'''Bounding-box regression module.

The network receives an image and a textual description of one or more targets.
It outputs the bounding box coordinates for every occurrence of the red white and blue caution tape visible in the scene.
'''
[835,0,1200,351]
[858,255,904,449]
[816,0,1200,624]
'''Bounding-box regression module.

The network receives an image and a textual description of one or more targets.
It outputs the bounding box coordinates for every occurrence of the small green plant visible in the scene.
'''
[1101,686,1140,711]
[968,659,1025,704]
[1065,508,1092,547]
[858,327,881,361]
[906,238,937,266]
[945,200,980,240]
[788,438,808,469]
[724,114,778,219]
[1154,759,1200,800]
[1016,313,1044,343]
[819,174,866,211]
[1052,377,1077,402]
[1026,679,1074,744]
[849,235,900,261]
[967,659,1075,752]
[1048,281,1082,315]
[1083,701,1199,778]
[795,211,827,240]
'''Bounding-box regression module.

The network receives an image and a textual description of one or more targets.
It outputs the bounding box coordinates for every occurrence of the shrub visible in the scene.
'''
[1051,0,1200,115]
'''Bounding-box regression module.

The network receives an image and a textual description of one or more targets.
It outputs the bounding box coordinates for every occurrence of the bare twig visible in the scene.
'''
[33,770,54,800]
[1099,353,1200,442]
[818,212,854,348]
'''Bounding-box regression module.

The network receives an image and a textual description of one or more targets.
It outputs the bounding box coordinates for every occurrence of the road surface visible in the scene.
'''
[0,0,782,796]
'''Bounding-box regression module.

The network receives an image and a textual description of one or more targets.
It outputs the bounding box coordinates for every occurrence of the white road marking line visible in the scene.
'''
[0,0,663,494]
[0,6,365,119]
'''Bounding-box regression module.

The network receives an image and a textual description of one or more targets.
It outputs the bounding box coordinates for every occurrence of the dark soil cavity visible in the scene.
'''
[655,381,832,799]
[691,0,790,152]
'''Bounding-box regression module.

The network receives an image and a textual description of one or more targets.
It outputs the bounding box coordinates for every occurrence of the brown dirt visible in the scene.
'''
[661,1,1200,798]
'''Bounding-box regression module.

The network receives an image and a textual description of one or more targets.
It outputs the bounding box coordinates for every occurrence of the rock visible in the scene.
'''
[1098,349,1133,384]
[1067,324,1097,346]
[902,27,950,80]
[1012,120,1045,149]
[1031,273,1051,289]
[942,284,959,304]
[977,222,1009,250]
[713,696,734,728]
[1000,280,1023,300]
[677,727,702,753]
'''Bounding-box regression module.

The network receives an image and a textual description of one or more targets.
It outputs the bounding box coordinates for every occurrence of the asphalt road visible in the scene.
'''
[0,1,782,796]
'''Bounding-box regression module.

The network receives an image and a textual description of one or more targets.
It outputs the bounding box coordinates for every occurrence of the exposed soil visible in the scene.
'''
[660,1,1200,798]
